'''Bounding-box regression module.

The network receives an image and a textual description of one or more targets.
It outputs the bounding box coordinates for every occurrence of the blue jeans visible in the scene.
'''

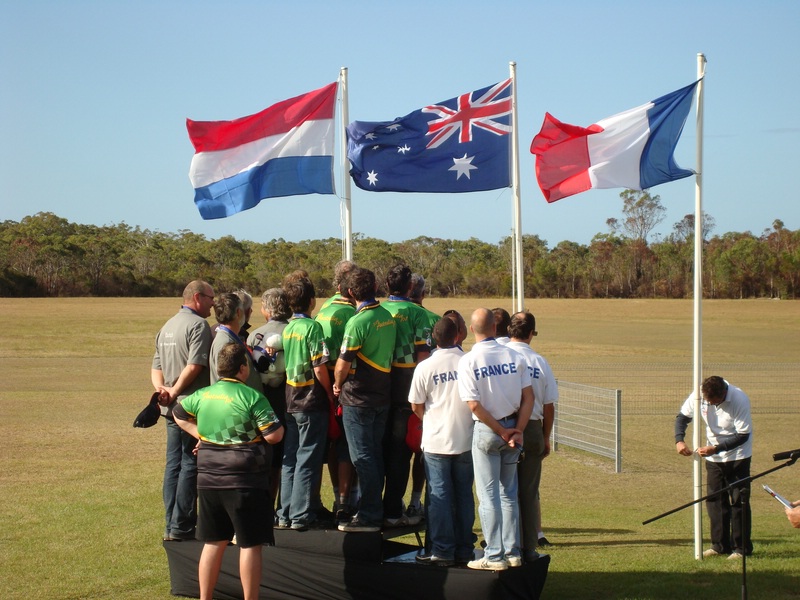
[278,411,328,525]
[472,419,522,561]
[163,419,197,539]
[343,404,388,525]
[424,451,476,561]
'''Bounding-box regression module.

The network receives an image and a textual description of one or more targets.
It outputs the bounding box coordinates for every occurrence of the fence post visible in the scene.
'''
[615,389,622,473]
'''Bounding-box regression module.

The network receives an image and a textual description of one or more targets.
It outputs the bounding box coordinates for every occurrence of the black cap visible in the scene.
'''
[133,392,162,428]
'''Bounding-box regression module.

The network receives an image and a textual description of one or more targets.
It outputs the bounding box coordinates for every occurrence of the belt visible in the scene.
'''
[500,413,518,421]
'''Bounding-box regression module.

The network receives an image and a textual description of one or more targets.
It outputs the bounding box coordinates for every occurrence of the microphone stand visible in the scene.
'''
[643,451,799,600]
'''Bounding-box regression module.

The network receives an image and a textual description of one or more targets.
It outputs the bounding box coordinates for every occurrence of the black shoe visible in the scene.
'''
[416,553,454,567]
[537,536,552,547]
[335,505,354,525]
[338,516,380,533]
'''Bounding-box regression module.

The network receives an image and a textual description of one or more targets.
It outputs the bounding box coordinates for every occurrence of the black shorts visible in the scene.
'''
[197,488,274,548]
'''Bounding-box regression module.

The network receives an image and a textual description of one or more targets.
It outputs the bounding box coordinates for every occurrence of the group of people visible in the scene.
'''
[150,262,559,599]
[149,263,796,600]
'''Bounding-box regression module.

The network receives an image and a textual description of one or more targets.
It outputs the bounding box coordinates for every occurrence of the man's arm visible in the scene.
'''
[333,358,352,397]
[516,386,534,430]
[314,364,335,403]
[173,414,199,439]
[163,363,205,402]
[262,424,284,445]
[674,412,694,456]
[411,403,426,421]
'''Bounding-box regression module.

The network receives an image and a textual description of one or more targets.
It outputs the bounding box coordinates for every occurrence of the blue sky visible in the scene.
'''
[2,1,798,248]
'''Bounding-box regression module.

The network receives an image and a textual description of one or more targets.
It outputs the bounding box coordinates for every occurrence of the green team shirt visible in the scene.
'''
[179,378,281,444]
[418,304,441,349]
[383,297,432,368]
[339,301,396,408]
[283,315,330,413]
[177,379,280,489]
[315,298,355,373]
[318,293,342,313]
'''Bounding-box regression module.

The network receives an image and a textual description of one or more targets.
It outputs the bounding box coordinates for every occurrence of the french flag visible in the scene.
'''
[187,82,337,219]
[531,81,699,202]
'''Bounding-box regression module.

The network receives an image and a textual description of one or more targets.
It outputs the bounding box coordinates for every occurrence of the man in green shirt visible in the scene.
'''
[334,267,396,532]
[278,275,334,530]
[174,343,283,600]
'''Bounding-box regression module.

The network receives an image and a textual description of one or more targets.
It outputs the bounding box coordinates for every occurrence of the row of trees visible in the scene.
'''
[1,191,798,299]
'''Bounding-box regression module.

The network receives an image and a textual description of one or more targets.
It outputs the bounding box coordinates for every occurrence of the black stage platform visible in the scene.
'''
[164,526,549,600]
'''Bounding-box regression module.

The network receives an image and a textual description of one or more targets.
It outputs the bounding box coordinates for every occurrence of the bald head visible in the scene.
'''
[470,308,496,341]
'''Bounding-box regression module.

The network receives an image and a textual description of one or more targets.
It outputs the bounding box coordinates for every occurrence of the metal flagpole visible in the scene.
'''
[510,61,524,312]
[692,53,707,560]
[339,67,353,261]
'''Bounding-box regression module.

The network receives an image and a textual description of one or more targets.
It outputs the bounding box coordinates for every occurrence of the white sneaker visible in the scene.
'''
[728,551,744,560]
[467,557,509,571]
[506,555,523,567]
[703,548,722,557]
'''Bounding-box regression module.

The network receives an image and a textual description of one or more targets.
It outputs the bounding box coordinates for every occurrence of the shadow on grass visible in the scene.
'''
[548,527,635,535]
[543,569,800,600]
[549,537,690,548]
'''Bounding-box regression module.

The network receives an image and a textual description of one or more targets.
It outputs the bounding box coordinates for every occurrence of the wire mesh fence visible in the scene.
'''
[553,381,622,472]
[550,363,799,415]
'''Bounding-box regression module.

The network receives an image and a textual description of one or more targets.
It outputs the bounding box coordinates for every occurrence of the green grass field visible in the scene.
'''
[1,298,798,599]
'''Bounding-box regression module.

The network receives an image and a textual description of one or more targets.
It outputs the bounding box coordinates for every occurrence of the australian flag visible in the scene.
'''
[346,80,512,193]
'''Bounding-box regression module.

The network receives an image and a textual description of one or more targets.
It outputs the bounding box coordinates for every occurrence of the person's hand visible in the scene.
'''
[156,387,173,406]
[676,441,693,456]
[786,505,800,528]
[332,383,341,398]
[192,440,201,456]
[500,427,523,448]
[543,440,551,459]
[696,445,717,457]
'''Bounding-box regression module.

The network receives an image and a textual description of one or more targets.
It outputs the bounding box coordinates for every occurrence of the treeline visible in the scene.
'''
[1,194,798,299]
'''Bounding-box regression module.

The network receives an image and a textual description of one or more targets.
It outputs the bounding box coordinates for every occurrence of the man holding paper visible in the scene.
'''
[674,375,753,559]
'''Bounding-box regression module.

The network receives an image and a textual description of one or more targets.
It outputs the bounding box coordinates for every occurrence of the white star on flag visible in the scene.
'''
[367,170,379,186]
[449,154,478,179]
[398,145,411,154]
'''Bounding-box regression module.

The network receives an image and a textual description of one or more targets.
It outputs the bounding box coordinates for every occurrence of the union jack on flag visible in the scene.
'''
[424,80,512,149]
[346,80,513,193]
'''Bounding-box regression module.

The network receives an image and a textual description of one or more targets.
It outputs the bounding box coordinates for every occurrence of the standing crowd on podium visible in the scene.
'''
[150,260,558,599]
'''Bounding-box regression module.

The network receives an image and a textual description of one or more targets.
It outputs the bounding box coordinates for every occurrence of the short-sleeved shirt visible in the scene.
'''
[457,338,532,421]
[315,298,356,373]
[177,378,282,489]
[338,301,396,408]
[418,305,441,349]
[152,306,212,408]
[383,297,432,368]
[408,346,472,455]
[679,382,753,463]
[283,316,330,413]
[210,325,263,392]
[506,341,558,421]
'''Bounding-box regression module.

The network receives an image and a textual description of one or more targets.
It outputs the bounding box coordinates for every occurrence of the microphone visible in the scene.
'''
[773,448,800,461]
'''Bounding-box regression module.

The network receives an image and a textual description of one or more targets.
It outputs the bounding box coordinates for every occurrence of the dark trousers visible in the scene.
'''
[705,457,752,554]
